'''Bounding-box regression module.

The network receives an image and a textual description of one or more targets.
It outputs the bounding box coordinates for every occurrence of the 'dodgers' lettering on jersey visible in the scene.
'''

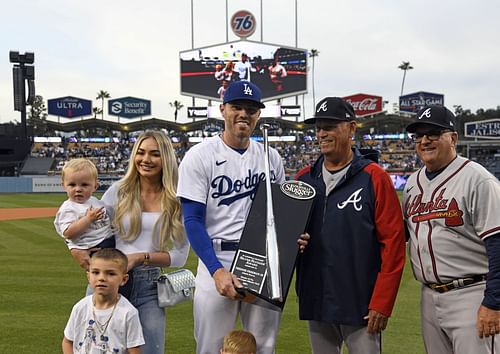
[211,169,276,206]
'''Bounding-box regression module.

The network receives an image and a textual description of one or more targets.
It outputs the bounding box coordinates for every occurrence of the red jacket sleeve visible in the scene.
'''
[365,164,406,316]
[295,165,311,180]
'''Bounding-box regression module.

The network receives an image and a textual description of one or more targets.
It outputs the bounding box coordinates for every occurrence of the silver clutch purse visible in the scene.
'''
[157,269,195,307]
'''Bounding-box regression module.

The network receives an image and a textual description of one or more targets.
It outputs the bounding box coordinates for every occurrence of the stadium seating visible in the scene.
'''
[27,137,499,181]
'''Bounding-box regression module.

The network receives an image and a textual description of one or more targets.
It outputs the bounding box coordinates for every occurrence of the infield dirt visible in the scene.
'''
[0,207,58,221]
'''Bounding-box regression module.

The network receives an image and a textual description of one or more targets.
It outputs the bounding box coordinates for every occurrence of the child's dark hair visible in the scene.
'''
[90,248,128,272]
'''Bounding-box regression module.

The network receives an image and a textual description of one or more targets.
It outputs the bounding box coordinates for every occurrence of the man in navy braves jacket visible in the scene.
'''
[295,97,406,354]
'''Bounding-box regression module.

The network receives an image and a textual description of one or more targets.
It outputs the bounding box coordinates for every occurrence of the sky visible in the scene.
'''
[1,0,499,125]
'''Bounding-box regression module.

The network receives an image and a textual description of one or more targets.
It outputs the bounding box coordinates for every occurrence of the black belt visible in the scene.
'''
[220,241,240,251]
[427,275,487,293]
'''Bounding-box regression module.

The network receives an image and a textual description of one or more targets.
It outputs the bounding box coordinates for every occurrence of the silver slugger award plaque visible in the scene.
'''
[230,124,315,311]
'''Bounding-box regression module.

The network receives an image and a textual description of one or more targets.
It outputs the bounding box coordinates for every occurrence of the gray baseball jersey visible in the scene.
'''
[404,155,500,353]
[403,155,500,284]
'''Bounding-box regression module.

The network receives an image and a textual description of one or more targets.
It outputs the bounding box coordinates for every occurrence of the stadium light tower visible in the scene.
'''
[9,51,36,140]
[398,61,413,97]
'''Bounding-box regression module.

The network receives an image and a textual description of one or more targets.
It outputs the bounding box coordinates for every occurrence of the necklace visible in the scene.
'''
[92,295,118,341]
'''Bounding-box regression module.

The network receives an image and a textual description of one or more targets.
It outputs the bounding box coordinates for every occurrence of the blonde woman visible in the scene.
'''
[101,130,189,353]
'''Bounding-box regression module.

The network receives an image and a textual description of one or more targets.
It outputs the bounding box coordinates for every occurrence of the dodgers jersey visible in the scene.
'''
[403,155,500,284]
[177,135,285,242]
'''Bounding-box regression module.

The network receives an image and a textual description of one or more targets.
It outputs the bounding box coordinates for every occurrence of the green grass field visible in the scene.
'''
[0,193,424,353]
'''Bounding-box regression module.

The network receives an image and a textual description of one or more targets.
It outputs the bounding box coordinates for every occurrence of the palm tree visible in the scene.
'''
[398,61,414,97]
[96,90,110,120]
[92,107,103,119]
[169,100,184,122]
[28,95,48,135]
[309,49,320,108]
[28,95,47,121]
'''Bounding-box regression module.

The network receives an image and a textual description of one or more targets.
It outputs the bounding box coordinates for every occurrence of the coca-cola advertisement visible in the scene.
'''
[343,93,383,117]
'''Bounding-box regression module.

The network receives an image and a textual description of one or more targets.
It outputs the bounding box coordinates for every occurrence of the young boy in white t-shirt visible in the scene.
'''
[54,158,115,262]
[62,248,144,353]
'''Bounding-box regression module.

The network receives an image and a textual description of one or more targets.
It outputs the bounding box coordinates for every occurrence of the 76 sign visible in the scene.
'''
[231,10,256,38]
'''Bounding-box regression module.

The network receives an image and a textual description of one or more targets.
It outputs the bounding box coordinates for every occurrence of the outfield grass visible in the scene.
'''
[0,193,424,353]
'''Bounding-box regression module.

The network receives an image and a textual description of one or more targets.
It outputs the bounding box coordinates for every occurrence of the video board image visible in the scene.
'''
[180,40,307,102]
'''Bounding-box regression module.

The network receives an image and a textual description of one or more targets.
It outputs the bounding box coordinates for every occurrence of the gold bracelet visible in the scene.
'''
[143,252,150,265]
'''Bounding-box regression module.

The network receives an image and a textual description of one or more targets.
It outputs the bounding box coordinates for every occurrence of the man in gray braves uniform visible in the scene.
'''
[177,81,307,354]
[403,105,500,354]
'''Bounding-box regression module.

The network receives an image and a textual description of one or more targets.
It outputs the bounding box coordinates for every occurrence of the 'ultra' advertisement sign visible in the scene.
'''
[47,96,92,118]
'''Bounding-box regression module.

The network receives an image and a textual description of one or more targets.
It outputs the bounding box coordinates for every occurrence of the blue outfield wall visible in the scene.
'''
[0,176,120,193]
[0,177,34,192]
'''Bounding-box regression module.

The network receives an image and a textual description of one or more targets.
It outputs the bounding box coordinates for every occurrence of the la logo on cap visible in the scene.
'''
[243,83,253,96]
[418,108,432,120]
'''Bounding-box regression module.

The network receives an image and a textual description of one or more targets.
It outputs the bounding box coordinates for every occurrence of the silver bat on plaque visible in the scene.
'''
[260,123,282,301]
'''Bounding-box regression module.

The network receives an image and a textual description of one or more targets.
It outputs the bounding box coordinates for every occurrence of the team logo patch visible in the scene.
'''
[337,188,363,211]
[409,198,464,226]
[418,108,432,120]
[405,189,465,227]
[280,181,316,200]
[317,101,328,112]
[243,84,253,96]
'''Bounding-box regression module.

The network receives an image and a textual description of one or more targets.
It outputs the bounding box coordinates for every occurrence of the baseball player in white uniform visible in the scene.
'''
[234,53,254,82]
[403,105,500,354]
[177,81,285,354]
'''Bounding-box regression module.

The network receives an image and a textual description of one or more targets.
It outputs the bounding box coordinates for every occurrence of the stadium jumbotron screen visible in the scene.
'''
[180,40,307,102]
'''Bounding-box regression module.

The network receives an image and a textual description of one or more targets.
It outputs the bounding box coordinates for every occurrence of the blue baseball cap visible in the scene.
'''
[223,81,265,108]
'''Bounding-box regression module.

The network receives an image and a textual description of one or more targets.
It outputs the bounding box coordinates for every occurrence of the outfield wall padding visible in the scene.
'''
[0,176,120,193]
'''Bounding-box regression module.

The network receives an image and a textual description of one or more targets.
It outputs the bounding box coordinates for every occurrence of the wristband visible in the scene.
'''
[143,252,151,265]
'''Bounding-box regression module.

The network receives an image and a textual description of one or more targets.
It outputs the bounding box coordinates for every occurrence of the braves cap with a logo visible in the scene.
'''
[406,105,456,133]
[304,97,356,124]
[223,81,265,108]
